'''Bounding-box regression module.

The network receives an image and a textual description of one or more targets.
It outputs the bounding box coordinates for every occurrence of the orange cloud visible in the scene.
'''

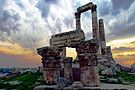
[108,38,135,67]
[1,37,135,67]
[122,60,135,66]
[0,41,33,55]
[22,53,41,63]
[113,54,135,67]
[0,41,42,67]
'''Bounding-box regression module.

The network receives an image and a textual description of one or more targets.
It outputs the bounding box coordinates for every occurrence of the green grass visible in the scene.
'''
[117,71,135,82]
[99,71,135,84]
[0,71,44,90]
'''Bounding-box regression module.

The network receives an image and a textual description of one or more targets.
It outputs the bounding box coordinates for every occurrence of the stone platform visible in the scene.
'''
[34,83,135,90]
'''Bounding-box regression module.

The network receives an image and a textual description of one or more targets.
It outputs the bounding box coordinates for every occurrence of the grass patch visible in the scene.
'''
[117,71,135,83]
[0,71,44,90]
[99,71,135,84]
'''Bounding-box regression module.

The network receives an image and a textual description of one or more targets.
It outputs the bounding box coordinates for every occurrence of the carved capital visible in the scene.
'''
[91,5,97,12]
[75,12,81,18]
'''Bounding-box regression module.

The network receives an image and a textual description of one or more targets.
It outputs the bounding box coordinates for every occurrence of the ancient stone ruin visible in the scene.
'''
[37,2,115,88]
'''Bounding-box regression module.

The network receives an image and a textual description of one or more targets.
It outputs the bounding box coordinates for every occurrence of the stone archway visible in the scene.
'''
[37,2,100,87]
[75,2,99,41]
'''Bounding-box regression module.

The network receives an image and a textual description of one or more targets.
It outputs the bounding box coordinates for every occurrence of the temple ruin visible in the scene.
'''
[37,2,115,88]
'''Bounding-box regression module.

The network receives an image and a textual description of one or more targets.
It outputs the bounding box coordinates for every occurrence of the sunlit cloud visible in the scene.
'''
[114,54,135,67]
[122,60,135,66]
[107,37,135,48]
[0,0,135,67]
[111,41,135,67]
[0,41,32,55]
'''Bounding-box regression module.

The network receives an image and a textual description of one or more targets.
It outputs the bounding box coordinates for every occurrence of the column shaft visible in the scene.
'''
[91,5,100,54]
[99,19,106,55]
[75,12,81,30]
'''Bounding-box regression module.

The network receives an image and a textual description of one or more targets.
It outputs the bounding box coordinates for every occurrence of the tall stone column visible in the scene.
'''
[75,12,81,30]
[91,5,100,54]
[91,5,98,40]
[99,19,106,54]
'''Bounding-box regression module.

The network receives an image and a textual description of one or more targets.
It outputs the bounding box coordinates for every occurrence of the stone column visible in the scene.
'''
[99,19,106,54]
[37,47,62,85]
[75,12,81,30]
[91,5,99,40]
[91,5,100,54]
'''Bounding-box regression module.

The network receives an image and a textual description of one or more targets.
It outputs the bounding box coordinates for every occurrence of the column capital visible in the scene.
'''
[91,5,97,12]
[75,12,81,18]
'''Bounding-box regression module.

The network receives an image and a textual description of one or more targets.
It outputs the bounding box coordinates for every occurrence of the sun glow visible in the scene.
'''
[66,47,77,60]
[0,41,32,55]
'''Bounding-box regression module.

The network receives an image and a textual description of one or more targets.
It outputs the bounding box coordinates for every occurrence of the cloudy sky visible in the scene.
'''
[0,0,135,68]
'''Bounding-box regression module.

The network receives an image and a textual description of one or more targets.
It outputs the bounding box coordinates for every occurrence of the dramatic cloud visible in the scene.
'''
[112,47,135,53]
[1,0,135,49]
[0,53,41,68]
[107,0,135,41]
[112,41,135,67]
[0,0,50,50]
[112,0,134,11]
[0,0,135,67]
[114,54,135,67]
[0,41,32,55]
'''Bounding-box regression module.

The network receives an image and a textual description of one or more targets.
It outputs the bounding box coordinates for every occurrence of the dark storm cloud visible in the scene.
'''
[36,1,50,18]
[41,0,75,35]
[64,16,74,28]
[45,0,57,4]
[106,0,135,41]
[0,0,74,51]
[0,10,20,35]
[0,0,135,67]
[109,24,135,40]
[112,0,134,10]
[0,0,51,50]
[111,0,134,15]
[36,0,58,18]
[97,1,111,16]
[0,0,135,50]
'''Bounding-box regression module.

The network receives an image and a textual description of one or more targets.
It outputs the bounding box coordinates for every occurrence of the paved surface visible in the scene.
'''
[34,83,135,90]
[83,83,135,90]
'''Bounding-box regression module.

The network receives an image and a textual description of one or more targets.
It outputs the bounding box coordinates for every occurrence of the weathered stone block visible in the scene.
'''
[43,68,60,85]
[80,66,100,86]
[76,39,99,54]
[50,29,85,47]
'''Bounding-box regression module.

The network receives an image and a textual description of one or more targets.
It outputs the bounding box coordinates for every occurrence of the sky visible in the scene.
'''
[0,0,135,68]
